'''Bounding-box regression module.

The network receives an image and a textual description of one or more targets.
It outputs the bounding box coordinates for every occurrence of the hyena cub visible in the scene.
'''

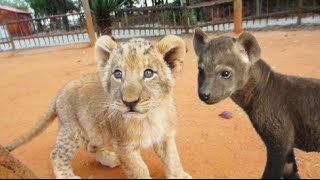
[193,28,320,179]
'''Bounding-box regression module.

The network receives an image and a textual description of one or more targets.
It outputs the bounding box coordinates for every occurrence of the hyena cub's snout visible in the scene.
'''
[198,74,230,105]
[198,85,228,105]
[197,66,215,104]
[198,91,217,104]
[198,79,212,102]
[199,90,211,102]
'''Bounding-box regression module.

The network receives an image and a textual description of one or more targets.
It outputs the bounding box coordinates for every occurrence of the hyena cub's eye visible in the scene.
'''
[221,71,231,79]
[113,69,123,79]
[144,69,155,79]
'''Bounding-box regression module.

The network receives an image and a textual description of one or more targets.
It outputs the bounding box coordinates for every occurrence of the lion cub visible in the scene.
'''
[5,35,191,179]
[194,28,320,179]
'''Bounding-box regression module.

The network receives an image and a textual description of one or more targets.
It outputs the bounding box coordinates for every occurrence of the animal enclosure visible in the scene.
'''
[0,28,320,178]
[0,0,319,51]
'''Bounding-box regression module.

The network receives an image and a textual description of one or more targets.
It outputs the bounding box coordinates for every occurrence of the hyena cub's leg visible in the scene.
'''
[51,127,81,179]
[86,143,121,168]
[283,150,300,179]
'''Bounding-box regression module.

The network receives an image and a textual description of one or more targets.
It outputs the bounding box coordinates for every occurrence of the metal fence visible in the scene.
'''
[110,5,187,39]
[110,0,320,38]
[0,0,319,51]
[0,13,90,51]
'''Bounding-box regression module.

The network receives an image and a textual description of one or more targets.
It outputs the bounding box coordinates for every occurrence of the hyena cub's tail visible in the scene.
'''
[5,98,57,152]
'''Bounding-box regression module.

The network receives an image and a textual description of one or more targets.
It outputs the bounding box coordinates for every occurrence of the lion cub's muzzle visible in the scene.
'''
[122,98,140,113]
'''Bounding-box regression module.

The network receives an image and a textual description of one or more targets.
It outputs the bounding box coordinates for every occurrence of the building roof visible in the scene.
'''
[0,5,31,15]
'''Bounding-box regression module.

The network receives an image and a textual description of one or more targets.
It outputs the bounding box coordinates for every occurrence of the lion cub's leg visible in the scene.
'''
[154,137,192,179]
[51,127,81,179]
[86,143,121,168]
[115,146,151,179]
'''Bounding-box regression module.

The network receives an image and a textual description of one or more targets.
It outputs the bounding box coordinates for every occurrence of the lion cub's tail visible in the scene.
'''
[5,98,57,152]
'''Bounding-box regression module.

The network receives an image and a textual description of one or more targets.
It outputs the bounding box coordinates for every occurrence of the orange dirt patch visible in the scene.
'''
[1,28,320,178]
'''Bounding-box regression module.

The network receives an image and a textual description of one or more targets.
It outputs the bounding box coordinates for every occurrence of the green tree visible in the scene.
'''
[89,0,134,36]
[124,0,139,7]
[0,0,28,10]
[26,0,78,17]
[26,0,79,31]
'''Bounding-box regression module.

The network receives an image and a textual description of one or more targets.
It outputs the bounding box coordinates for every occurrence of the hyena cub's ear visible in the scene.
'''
[95,35,117,72]
[193,27,208,56]
[238,32,261,64]
[156,35,186,77]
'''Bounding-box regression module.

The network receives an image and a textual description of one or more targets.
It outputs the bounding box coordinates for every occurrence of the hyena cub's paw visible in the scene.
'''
[95,150,121,168]
[167,171,192,179]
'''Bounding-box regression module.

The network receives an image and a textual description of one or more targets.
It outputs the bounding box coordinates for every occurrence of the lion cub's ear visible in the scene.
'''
[238,32,261,64]
[95,35,117,69]
[156,35,186,77]
[193,27,208,56]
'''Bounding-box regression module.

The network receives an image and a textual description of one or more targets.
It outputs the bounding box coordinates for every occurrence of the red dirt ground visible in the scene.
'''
[1,28,320,179]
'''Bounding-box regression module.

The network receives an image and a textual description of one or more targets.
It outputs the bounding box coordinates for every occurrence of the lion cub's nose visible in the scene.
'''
[122,98,140,110]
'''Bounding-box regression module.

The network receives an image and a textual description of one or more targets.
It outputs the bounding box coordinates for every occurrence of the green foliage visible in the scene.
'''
[0,0,29,10]
[187,9,197,25]
[89,0,125,20]
[123,0,140,7]
[170,0,180,6]
[89,0,133,35]
[25,0,80,32]
[160,0,197,26]
[25,0,79,17]
[188,0,203,5]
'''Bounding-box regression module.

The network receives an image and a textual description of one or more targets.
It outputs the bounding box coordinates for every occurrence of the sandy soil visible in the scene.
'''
[1,28,320,179]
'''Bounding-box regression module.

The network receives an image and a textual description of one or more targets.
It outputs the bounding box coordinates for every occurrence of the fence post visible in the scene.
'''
[297,0,303,25]
[6,24,15,50]
[234,0,243,34]
[256,0,260,16]
[180,0,189,34]
[81,0,96,46]
[124,11,128,27]
[173,11,177,26]
[211,7,214,24]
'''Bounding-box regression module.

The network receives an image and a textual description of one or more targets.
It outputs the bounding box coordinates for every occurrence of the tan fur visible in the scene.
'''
[5,35,191,179]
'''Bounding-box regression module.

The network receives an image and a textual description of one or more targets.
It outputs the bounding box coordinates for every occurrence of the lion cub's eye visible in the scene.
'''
[221,71,231,79]
[113,69,122,79]
[144,69,154,79]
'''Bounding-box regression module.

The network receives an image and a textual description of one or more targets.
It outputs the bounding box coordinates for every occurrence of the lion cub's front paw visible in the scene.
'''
[167,171,192,179]
[95,151,121,168]
[67,175,81,179]
[56,174,81,179]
